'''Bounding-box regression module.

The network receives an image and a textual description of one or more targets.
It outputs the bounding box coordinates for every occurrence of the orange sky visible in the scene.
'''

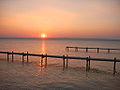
[0,0,120,39]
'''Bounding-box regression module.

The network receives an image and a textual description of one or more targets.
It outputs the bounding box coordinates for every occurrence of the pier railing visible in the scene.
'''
[66,46,120,53]
[0,51,120,75]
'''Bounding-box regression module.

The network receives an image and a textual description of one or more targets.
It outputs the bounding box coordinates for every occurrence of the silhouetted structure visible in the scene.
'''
[66,46,120,53]
[0,51,120,75]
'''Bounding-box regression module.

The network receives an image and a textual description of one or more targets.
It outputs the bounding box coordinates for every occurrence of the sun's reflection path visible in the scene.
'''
[41,40,46,54]
[38,40,47,69]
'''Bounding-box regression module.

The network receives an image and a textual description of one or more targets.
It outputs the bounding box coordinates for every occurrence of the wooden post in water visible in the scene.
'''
[86,57,89,71]
[27,51,29,63]
[75,47,78,52]
[22,52,24,63]
[12,51,14,62]
[88,56,91,71]
[86,47,88,52]
[97,48,99,53]
[66,47,69,52]
[108,49,110,53]
[45,54,47,68]
[66,55,68,69]
[63,55,65,69]
[113,57,116,75]
[7,52,9,62]
[41,54,44,67]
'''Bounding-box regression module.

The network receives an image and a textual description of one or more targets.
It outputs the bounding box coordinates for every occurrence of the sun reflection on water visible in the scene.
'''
[41,40,46,54]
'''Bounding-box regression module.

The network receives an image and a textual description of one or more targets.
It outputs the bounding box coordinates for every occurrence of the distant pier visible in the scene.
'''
[0,51,120,75]
[66,46,120,53]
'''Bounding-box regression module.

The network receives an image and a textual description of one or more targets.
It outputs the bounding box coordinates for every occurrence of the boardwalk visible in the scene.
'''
[0,51,120,74]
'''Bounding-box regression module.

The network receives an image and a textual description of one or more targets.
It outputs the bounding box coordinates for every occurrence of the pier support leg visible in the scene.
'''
[86,48,88,52]
[22,53,24,63]
[66,47,69,52]
[45,54,47,68]
[86,58,88,71]
[88,56,91,71]
[97,48,99,53]
[63,55,65,70]
[12,51,14,62]
[113,57,116,75]
[75,48,78,52]
[108,49,110,53]
[27,51,29,63]
[7,52,9,62]
[41,55,44,67]
[66,55,68,69]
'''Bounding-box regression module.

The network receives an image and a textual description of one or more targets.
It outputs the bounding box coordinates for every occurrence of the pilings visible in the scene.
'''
[113,57,116,75]
[0,51,120,75]
[27,51,29,63]
[22,52,24,63]
[86,56,90,71]
[66,46,120,53]
[40,54,48,67]
[7,52,9,61]
[63,55,69,70]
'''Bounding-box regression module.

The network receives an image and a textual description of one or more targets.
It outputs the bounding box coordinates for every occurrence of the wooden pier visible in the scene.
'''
[66,46,120,53]
[0,51,120,75]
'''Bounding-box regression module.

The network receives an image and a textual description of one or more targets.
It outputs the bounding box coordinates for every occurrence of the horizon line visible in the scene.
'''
[0,37,120,41]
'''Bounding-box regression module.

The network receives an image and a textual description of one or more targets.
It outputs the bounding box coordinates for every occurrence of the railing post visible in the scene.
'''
[27,51,29,63]
[66,55,68,69]
[7,52,9,62]
[75,47,78,52]
[86,47,88,52]
[22,52,24,63]
[108,49,110,53]
[12,51,14,62]
[113,57,116,75]
[66,47,69,52]
[45,53,47,68]
[41,54,44,67]
[88,56,91,71]
[63,55,65,70]
[86,57,88,71]
[97,48,99,53]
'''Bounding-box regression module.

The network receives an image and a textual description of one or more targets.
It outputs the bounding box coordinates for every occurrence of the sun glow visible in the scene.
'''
[41,34,47,38]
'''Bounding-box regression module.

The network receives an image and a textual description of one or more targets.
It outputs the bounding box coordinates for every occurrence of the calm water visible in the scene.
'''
[0,38,120,90]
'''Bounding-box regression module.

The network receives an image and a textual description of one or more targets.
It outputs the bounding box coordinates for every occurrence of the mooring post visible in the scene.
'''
[12,51,14,62]
[22,52,24,63]
[113,57,116,75]
[97,48,99,53]
[86,57,89,71]
[41,54,44,67]
[66,47,69,52]
[108,49,110,53]
[45,53,47,68]
[27,51,29,63]
[63,55,65,69]
[7,52,9,62]
[88,56,91,71]
[86,47,88,52]
[75,47,78,52]
[66,55,68,69]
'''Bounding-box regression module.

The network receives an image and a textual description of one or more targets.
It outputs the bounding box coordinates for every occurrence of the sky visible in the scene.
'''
[0,0,120,39]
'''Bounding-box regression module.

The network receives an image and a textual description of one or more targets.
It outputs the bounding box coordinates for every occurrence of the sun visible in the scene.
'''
[41,34,47,38]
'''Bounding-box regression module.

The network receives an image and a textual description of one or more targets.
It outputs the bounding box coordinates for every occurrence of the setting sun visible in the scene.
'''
[41,34,47,38]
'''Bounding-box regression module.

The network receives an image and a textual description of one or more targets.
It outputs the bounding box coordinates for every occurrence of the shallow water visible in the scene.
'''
[0,38,120,89]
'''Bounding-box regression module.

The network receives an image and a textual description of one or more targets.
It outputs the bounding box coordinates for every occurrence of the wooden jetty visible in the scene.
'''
[0,51,120,75]
[66,46,120,53]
